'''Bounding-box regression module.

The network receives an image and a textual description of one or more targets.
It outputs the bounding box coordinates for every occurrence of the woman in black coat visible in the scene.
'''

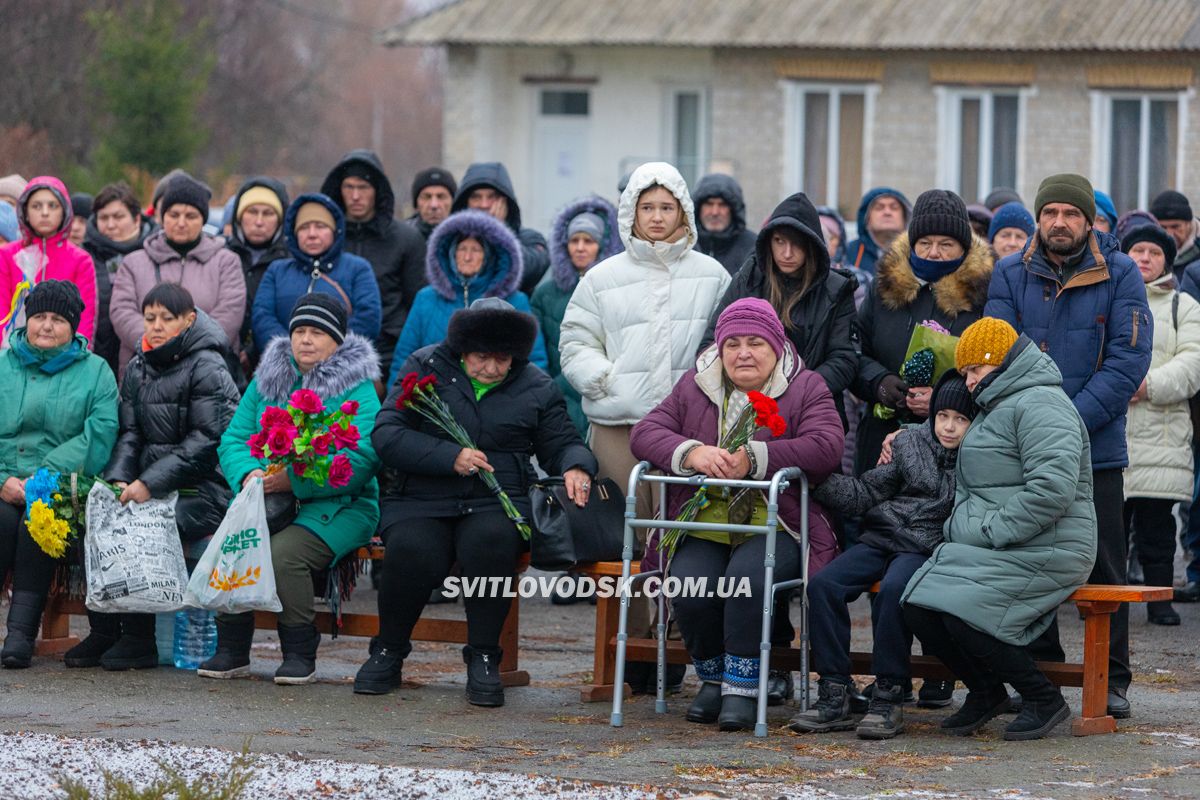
[356,298,597,706]
[701,192,858,424]
[64,282,240,671]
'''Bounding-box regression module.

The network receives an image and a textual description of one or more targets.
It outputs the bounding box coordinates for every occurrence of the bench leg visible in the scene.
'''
[34,595,80,656]
[581,591,628,702]
[1072,600,1118,736]
[498,594,529,687]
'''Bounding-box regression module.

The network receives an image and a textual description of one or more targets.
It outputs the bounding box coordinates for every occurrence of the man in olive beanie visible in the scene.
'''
[985,172,1151,720]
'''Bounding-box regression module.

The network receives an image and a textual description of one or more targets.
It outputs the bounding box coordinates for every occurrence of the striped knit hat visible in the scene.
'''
[289,292,347,344]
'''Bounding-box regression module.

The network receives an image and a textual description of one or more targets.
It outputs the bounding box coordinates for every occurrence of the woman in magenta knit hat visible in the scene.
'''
[630,297,844,732]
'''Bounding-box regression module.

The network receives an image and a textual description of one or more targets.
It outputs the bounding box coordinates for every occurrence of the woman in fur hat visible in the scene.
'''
[357,298,597,707]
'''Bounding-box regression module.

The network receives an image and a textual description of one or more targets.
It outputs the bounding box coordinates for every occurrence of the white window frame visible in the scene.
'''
[1090,90,1190,210]
[663,85,711,182]
[782,82,877,212]
[934,86,1031,200]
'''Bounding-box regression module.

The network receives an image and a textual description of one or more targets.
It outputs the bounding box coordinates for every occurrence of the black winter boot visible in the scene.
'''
[64,610,120,668]
[354,647,405,695]
[766,669,794,706]
[1003,692,1070,741]
[100,614,158,671]
[788,677,857,733]
[197,615,255,679]
[686,682,722,724]
[717,693,758,732]
[463,645,504,707]
[856,677,905,739]
[1144,565,1181,625]
[941,684,1012,735]
[1,591,47,669]
[274,623,320,685]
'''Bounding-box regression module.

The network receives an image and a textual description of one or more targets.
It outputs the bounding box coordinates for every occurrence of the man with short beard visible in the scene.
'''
[985,173,1152,721]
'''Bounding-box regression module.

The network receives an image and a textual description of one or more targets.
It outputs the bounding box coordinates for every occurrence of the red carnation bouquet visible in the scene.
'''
[661,391,787,558]
[396,372,532,539]
[247,389,361,488]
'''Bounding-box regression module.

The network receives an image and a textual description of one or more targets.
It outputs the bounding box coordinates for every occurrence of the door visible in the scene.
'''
[532,88,591,234]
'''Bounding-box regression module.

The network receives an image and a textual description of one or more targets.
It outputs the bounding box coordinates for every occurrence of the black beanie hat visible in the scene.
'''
[411,168,458,206]
[289,292,348,344]
[25,279,84,334]
[70,192,93,221]
[1150,190,1193,223]
[931,370,977,423]
[908,190,973,254]
[160,175,211,220]
[1121,224,1178,271]
[983,187,1023,211]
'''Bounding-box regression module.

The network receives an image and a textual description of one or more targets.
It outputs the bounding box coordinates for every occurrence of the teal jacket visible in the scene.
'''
[0,330,118,485]
[530,279,586,436]
[218,333,381,561]
[902,337,1097,646]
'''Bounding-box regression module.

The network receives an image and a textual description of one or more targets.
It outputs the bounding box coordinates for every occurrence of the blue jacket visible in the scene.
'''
[845,187,911,275]
[388,210,547,387]
[984,229,1152,470]
[251,193,382,353]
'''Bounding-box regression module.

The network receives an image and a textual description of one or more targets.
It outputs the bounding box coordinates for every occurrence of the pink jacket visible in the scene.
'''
[0,176,97,346]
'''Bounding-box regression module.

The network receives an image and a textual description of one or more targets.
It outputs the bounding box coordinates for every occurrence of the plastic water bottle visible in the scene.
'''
[173,608,217,670]
[154,612,176,666]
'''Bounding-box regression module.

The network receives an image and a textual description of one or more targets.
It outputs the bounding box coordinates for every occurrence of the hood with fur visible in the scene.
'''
[283,192,346,273]
[425,210,523,301]
[549,195,622,292]
[875,232,994,317]
[16,176,73,246]
[254,331,380,403]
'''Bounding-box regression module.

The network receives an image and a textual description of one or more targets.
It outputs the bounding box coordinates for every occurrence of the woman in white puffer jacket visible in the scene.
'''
[1122,224,1200,627]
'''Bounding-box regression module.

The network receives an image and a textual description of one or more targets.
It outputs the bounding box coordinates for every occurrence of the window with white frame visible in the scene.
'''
[936,88,1024,204]
[1091,92,1186,213]
[785,83,873,220]
[665,87,709,187]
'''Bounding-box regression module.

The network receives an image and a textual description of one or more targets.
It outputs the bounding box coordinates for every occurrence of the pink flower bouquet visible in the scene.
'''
[248,390,361,487]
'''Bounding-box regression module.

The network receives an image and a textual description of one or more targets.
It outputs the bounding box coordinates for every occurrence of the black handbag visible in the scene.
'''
[264,490,300,534]
[529,477,624,570]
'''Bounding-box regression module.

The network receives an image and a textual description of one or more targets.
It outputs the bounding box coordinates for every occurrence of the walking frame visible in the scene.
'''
[610,461,809,737]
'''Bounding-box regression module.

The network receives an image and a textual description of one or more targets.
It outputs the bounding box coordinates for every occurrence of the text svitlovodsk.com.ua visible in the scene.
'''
[441,575,754,600]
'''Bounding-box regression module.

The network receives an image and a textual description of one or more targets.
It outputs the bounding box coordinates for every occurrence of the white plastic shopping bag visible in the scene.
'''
[84,483,188,613]
[184,478,282,613]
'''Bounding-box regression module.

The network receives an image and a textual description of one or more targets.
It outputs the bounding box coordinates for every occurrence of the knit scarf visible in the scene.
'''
[10,330,86,374]
[909,252,964,283]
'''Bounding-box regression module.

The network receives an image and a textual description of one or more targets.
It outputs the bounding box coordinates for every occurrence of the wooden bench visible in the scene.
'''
[35,545,532,688]
[576,560,1171,736]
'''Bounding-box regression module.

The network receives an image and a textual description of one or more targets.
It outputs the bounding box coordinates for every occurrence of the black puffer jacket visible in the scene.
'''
[84,217,156,375]
[226,176,291,366]
[692,174,758,276]
[700,193,858,421]
[374,342,597,520]
[105,311,241,541]
[321,150,428,379]
[450,162,550,295]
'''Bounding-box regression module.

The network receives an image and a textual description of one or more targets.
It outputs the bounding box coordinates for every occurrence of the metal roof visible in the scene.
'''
[381,0,1200,52]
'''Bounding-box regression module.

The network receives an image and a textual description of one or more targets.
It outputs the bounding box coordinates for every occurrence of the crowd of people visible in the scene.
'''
[0,152,1196,743]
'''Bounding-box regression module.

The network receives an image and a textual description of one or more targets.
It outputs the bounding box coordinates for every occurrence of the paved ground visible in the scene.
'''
[2,570,1198,798]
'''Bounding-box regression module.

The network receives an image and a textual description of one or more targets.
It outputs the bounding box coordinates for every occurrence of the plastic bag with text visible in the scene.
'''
[184,478,282,613]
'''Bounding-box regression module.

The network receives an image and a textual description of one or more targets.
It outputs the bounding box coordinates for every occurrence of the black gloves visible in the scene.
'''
[876,374,909,409]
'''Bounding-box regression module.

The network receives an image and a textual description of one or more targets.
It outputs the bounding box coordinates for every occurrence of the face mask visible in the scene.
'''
[909,252,964,282]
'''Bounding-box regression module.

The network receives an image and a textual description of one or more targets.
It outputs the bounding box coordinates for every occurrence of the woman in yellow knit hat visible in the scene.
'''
[901,316,1098,740]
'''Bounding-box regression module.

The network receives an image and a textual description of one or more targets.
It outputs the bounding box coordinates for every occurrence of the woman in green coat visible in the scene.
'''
[902,317,1096,741]
[200,293,381,685]
[0,281,119,668]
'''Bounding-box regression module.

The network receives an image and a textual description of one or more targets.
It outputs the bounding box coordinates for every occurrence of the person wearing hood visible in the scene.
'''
[110,175,245,376]
[692,174,758,276]
[985,173,1153,720]
[846,188,911,275]
[983,187,1023,212]
[68,192,92,247]
[1120,224,1200,627]
[84,182,157,374]
[388,210,547,385]
[407,168,457,242]
[0,281,118,669]
[1152,190,1200,288]
[320,150,427,382]
[854,190,994,475]
[226,177,291,368]
[816,206,849,268]
[251,194,381,356]
[560,161,731,694]
[531,196,623,437]
[903,318,1096,742]
[0,174,27,208]
[451,162,550,295]
[987,201,1035,261]
[1094,191,1118,235]
[0,176,98,348]
[64,283,239,671]
[0,202,18,245]
[700,192,857,425]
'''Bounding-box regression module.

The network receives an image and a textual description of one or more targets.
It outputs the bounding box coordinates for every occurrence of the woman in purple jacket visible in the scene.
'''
[630,297,844,732]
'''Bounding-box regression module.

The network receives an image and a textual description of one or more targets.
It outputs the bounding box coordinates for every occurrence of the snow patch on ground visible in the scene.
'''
[0,731,672,799]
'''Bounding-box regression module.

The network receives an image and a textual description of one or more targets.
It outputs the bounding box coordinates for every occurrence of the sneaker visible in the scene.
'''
[940,685,1012,735]
[686,682,722,724]
[1003,693,1070,741]
[766,670,794,706]
[354,648,404,695]
[917,678,955,708]
[856,679,905,739]
[788,678,857,733]
[861,679,915,706]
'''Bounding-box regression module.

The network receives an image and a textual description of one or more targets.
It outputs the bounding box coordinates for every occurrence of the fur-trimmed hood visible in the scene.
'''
[425,210,523,302]
[549,195,622,292]
[875,232,993,317]
[254,331,380,403]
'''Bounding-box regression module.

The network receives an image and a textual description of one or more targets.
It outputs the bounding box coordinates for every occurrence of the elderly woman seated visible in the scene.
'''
[358,298,597,707]
[629,297,844,731]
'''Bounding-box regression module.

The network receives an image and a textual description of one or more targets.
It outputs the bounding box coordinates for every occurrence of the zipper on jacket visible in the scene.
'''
[1095,315,1107,372]
[1131,310,1140,349]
